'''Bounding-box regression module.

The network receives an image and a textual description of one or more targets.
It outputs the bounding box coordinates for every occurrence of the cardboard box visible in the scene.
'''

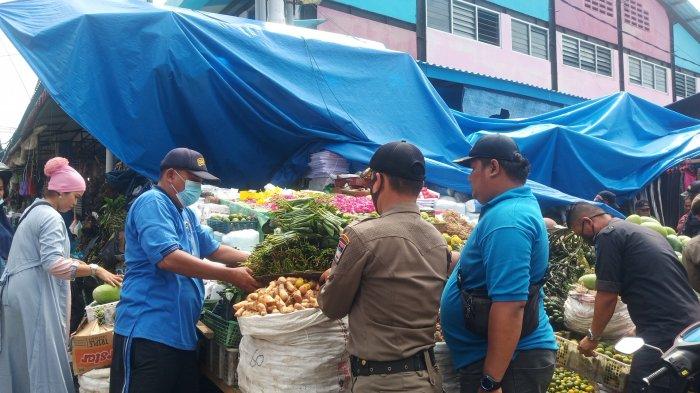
[71,319,114,375]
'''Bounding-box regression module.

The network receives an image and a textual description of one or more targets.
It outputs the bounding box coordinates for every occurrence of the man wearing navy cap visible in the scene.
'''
[319,141,449,392]
[110,148,260,393]
[441,134,557,393]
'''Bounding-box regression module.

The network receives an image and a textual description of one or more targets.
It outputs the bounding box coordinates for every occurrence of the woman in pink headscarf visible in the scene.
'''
[0,157,122,393]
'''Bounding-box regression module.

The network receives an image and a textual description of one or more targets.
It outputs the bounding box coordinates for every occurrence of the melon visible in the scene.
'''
[667,235,683,252]
[665,227,677,236]
[578,274,597,290]
[640,216,660,225]
[641,221,667,237]
[679,235,692,245]
[93,284,120,305]
[676,251,684,263]
[626,214,642,225]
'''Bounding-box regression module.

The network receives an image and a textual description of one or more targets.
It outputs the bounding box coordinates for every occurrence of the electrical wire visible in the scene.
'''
[0,33,31,98]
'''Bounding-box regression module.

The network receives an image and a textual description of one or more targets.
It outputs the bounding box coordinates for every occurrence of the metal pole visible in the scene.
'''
[105,149,114,173]
[284,0,295,25]
[267,0,285,23]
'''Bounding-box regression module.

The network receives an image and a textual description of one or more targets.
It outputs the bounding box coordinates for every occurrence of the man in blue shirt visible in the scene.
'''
[110,148,260,393]
[441,134,557,393]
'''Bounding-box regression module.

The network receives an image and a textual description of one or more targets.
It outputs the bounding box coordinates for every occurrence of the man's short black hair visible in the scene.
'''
[692,196,700,216]
[478,152,531,184]
[566,202,606,228]
[384,173,423,196]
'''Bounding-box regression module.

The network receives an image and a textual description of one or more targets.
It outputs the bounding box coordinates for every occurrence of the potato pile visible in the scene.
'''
[234,277,320,317]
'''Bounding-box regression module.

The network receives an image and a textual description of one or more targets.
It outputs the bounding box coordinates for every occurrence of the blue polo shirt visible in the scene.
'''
[440,186,556,369]
[115,187,220,351]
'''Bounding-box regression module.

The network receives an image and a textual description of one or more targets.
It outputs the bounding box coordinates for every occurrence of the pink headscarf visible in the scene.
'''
[44,157,86,193]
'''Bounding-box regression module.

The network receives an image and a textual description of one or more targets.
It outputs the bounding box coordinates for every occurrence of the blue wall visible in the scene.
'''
[331,0,416,23]
[674,24,700,74]
[486,0,549,22]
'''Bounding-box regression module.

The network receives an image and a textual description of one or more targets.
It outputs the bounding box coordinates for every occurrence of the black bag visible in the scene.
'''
[457,268,549,338]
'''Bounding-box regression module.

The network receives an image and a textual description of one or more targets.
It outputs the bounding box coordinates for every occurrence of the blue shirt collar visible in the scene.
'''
[480,186,533,216]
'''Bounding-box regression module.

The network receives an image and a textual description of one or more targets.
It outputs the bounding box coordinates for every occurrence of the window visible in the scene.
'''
[584,0,614,17]
[561,35,612,76]
[628,56,667,92]
[511,19,548,60]
[451,1,500,46]
[427,0,451,32]
[675,72,697,99]
[623,0,650,32]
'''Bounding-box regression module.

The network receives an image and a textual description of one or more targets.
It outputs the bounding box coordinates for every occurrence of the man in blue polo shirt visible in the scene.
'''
[441,134,556,393]
[110,148,260,393]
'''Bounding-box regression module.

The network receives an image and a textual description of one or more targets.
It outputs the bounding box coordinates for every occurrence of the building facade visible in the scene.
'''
[169,0,700,114]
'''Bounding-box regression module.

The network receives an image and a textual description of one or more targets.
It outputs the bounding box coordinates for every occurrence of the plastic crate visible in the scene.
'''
[207,218,258,234]
[556,335,630,392]
[228,220,258,232]
[202,310,242,348]
[597,355,630,392]
[555,335,573,367]
[207,218,231,233]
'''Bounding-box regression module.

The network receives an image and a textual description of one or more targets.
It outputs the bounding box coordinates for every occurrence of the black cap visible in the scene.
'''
[682,181,700,198]
[369,141,425,181]
[453,134,521,167]
[160,148,220,182]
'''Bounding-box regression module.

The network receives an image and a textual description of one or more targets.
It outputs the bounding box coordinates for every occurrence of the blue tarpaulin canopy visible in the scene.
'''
[453,94,700,200]
[0,0,697,214]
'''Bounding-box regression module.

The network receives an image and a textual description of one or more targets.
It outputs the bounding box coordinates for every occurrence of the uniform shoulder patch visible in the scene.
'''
[600,224,616,235]
[333,233,350,264]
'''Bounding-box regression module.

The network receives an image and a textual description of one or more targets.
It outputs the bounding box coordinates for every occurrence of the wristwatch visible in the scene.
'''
[88,263,99,278]
[480,374,501,392]
[587,328,601,342]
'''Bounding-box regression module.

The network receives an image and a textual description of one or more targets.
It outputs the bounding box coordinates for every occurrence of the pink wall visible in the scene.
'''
[622,53,673,105]
[316,5,417,58]
[555,0,618,45]
[622,0,670,63]
[555,33,620,98]
[425,16,552,90]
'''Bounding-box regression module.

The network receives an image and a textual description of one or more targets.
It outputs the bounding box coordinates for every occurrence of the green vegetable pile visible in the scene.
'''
[246,198,349,276]
[545,228,594,330]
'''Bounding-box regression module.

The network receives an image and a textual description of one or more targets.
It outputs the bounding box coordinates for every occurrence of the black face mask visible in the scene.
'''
[370,173,383,212]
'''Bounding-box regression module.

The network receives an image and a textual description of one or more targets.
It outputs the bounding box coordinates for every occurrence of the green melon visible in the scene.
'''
[640,216,660,225]
[93,284,120,305]
[679,235,692,245]
[626,214,642,224]
[667,235,683,252]
[578,274,597,290]
[665,227,677,236]
[676,251,684,263]
[641,221,667,237]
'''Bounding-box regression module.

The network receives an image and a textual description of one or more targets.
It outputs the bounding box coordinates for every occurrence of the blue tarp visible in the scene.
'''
[453,94,700,200]
[0,0,696,214]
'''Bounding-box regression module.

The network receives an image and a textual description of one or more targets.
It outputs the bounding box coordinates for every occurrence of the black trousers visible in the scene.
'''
[109,334,199,393]
[459,349,556,393]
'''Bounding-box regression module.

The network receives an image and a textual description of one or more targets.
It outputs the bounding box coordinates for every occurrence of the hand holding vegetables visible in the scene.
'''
[224,266,262,293]
[234,276,320,317]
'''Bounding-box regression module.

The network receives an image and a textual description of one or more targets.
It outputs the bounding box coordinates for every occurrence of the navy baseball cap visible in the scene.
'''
[160,148,220,182]
[369,141,425,182]
[454,134,521,167]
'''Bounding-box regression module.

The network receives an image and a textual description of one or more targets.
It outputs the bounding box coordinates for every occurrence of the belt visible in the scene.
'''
[351,348,436,377]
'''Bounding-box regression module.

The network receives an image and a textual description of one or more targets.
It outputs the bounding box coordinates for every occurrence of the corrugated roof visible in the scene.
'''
[417,61,586,106]
[661,0,700,41]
